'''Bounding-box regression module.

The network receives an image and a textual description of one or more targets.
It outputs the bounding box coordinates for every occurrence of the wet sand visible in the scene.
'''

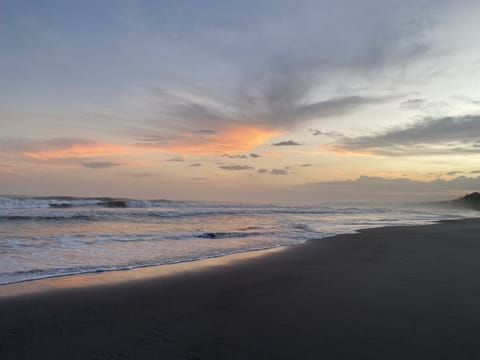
[2,218,480,359]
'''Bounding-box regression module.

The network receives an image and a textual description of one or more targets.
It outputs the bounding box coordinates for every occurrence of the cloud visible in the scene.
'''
[309,129,340,137]
[400,98,428,110]
[333,115,480,156]
[223,154,248,159]
[257,168,289,175]
[0,163,17,176]
[136,136,168,145]
[470,170,480,174]
[82,162,124,169]
[301,175,480,202]
[271,168,288,175]
[0,137,137,160]
[188,163,202,167]
[147,87,395,137]
[192,129,217,134]
[127,172,156,178]
[3,134,276,163]
[191,177,208,181]
[1,0,449,156]
[146,124,280,154]
[226,0,435,129]
[0,125,273,166]
[280,95,395,124]
[273,140,301,146]
[454,95,480,107]
[219,165,254,171]
[136,14,411,143]
[398,98,451,116]
[446,171,463,176]
[300,164,312,167]
[166,156,185,162]
[330,175,480,191]
[222,153,261,159]
[117,2,426,148]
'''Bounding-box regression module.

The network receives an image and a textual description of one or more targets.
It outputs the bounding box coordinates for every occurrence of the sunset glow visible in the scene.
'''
[159,125,280,154]
[23,142,137,160]
[2,1,480,202]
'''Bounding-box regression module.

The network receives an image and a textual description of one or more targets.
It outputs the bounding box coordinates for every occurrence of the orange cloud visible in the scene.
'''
[160,125,280,154]
[21,125,279,160]
[24,142,138,160]
[320,145,377,157]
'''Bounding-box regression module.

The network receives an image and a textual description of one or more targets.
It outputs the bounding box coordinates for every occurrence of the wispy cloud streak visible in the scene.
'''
[332,115,480,155]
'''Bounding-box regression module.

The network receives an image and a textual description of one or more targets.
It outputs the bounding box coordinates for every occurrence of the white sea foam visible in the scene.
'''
[0,198,476,285]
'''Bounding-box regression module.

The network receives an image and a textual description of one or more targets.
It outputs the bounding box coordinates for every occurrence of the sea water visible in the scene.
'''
[0,196,475,285]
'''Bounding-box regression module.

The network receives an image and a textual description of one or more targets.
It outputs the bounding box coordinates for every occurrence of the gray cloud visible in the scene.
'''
[188,163,202,167]
[136,136,168,145]
[137,0,435,137]
[400,98,428,110]
[257,168,289,175]
[172,103,226,127]
[223,154,248,159]
[127,172,156,178]
[82,162,124,169]
[309,129,341,137]
[1,1,453,147]
[271,168,288,175]
[145,88,397,137]
[318,175,480,191]
[273,140,301,146]
[166,156,185,162]
[452,95,480,107]
[470,170,480,174]
[446,171,463,176]
[219,165,254,171]
[399,98,451,116]
[193,129,217,134]
[0,137,95,154]
[335,115,480,155]
[249,153,261,158]
[282,95,395,124]
[300,164,312,167]
[301,175,480,203]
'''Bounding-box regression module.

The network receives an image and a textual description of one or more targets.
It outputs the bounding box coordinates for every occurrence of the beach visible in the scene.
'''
[2,218,480,359]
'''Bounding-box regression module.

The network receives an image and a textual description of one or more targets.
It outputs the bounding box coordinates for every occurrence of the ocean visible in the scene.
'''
[0,196,475,285]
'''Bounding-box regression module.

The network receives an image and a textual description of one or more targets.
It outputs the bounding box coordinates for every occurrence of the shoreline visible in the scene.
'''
[0,217,467,297]
[3,217,480,359]
[0,246,287,298]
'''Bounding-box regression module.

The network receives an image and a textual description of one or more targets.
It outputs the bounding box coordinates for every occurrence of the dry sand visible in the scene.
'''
[2,218,480,359]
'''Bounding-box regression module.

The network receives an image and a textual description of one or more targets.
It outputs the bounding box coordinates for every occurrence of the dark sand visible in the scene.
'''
[2,218,480,359]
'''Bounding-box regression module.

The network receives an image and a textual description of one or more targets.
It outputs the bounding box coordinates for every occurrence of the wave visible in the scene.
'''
[0,207,384,222]
[0,245,283,285]
[0,201,474,286]
[0,196,171,209]
[195,231,267,239]
[2,196,461,222]
[0,214,96,221]
[0,196,389,215]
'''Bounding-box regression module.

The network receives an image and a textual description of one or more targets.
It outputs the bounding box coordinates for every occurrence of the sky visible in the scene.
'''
[2,0,480,203]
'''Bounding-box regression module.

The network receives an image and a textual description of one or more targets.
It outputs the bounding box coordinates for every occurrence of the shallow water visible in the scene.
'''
[0,196,474,284]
